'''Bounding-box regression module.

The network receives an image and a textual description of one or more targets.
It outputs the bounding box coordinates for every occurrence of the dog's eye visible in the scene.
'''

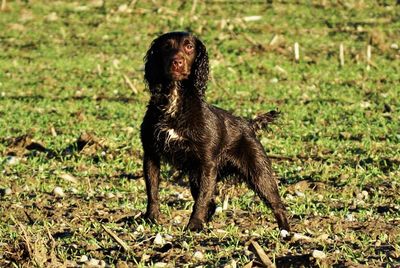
[185,43,194,53]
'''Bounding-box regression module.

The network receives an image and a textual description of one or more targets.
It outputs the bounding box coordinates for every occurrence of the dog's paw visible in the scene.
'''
[186,218,204,231]
[144,209,160,223]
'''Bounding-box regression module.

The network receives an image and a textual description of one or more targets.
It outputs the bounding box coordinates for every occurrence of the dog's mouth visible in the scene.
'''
[166,69,190,81]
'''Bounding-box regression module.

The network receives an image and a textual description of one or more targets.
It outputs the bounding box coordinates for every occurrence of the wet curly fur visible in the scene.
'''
[140,31,290,231]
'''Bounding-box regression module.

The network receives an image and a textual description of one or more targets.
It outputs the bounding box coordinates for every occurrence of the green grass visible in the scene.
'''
[1,1,399,267]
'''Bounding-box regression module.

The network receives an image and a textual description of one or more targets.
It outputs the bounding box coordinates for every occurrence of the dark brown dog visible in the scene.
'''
[141,32,290,231]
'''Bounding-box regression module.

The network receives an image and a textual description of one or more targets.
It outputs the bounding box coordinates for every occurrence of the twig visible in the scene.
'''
[269,34,279,46]
[123,74,138,94]
[250,241,275,268]
[294,42,299,62]
[339,43,344,67]
[101,224,131,252]
[128,0,138,8]
[243,34,265,50]
[1,0,6,11]
[366,44,371,71]
[10,215,33,258]
[190,0,197,16]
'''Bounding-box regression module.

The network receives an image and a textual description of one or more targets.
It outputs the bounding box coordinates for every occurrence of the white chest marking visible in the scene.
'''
[165,88,180,117]
[164,128,183,145]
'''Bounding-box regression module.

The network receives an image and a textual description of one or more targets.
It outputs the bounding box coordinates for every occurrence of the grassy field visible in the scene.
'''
[0,0,399,267]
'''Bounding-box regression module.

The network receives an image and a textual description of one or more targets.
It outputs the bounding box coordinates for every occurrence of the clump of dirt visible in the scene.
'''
[3,134,50,157]
[61,132,110,158]
[1,132,111,160]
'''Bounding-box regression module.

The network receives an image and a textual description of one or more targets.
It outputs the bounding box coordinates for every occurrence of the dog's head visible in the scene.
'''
[144,32,209,96]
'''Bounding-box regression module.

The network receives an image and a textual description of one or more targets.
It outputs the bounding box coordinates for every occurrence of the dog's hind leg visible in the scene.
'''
[234,137,290,231]
[247,161,290,231]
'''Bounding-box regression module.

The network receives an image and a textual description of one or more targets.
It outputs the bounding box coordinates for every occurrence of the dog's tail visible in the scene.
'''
[249,110,280,132]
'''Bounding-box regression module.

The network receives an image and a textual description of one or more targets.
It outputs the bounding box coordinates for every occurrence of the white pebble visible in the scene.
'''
[175,193,185,200]
[86,258,105,268]
[154,262,168,268]
[6,156,19,165]
[286,194,294,200]
[173,215,182,225]
[280,229,290,239]
[295,191,305,198]
[346,213,355,222]
[53,186,65,197]
[106,192,115,199]
[79,255,88,263]
[312,249,326,259]
[269,77,279,83]
[293,233,312,241]
[316,234,329,241]
[164,234,173,241]
[71,187,79,194]
[215,206,223,214]
[390,43,399,50]
[154,233,165,246]
[193,251,204,260]
[4,188,12,195]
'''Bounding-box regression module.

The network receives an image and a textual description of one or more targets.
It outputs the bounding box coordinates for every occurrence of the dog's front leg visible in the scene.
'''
[187,164,217,231]
[143,153,161,222]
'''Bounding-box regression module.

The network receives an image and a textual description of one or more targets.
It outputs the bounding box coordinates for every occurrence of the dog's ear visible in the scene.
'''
[190,37,209,97]
[144,36,163,94]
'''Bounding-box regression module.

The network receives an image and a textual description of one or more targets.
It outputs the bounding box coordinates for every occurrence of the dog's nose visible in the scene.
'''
[172,56,184,68]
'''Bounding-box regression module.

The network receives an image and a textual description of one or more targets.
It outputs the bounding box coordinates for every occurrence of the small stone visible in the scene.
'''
[173,215,182,225]
[154,233,165,246]
[293,233,312,241]
[295,191,305,198]
[361,190,369,199]
[71,187,79,194]
[124,127,134,134]
[193,251,204,260]
[59,173,78,183]
[390,43,399,50]
[215,206,223,214]
[53,186,65,197]
[316,234,329,241]
[4,188,12,195]
[79,255,88,263]
[164,234,173,241]
[86,258,100,267]
[312,249,326,259]
[269,77,279,83]
[280,229,290,239]
[106,192,115,199]
[286,194,294,200]
[346,213,355,222]
[45,12,58,22]
[6,156,19,165]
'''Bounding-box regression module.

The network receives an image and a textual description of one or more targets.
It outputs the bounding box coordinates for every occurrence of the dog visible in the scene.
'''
[140,31,290,231]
